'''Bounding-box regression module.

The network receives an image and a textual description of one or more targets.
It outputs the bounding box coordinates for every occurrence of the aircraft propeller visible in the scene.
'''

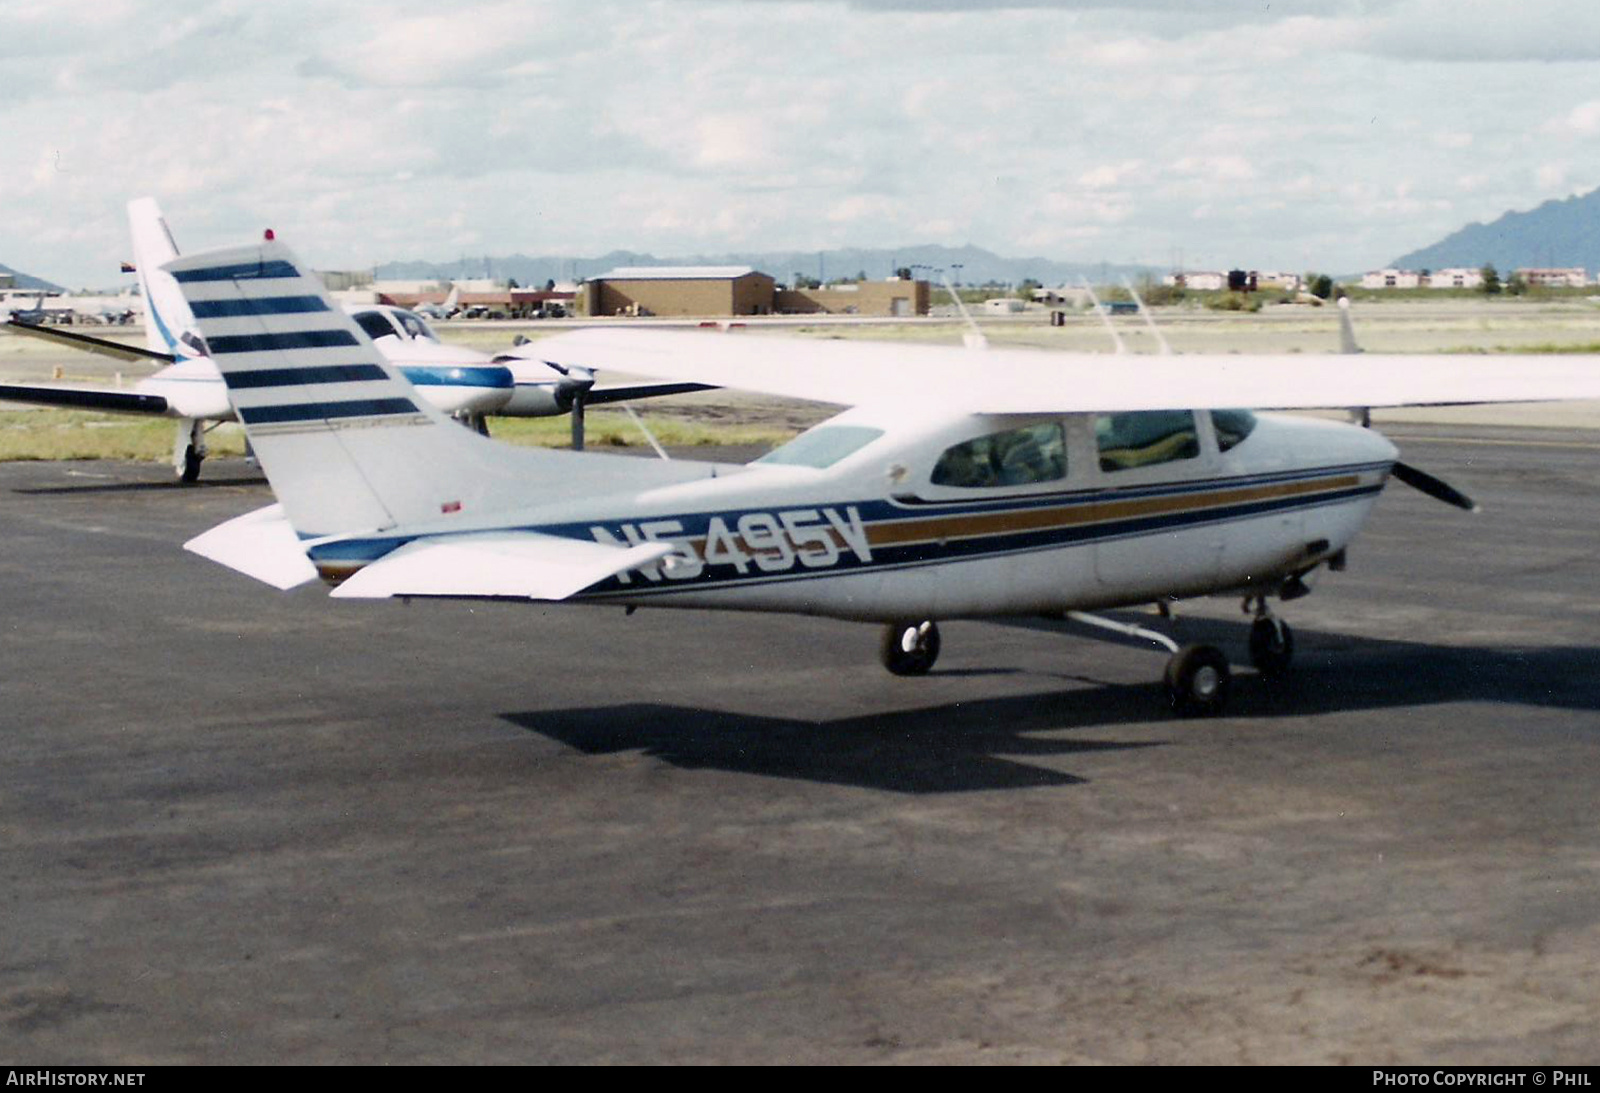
[1390,459,1479,512]
[1336,302,1478,513]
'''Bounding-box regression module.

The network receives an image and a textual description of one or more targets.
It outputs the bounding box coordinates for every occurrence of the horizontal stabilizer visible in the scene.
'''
[0,382,168,415]
[4,320,176,364]
[184,503,319,590]
[329,531,676,601]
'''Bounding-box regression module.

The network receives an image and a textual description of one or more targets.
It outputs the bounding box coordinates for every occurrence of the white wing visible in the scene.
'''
[534,328,1600,413]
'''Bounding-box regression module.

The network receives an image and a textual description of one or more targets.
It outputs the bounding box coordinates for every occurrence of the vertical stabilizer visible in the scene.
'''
[128,197,204,360]
[162,239,709,539]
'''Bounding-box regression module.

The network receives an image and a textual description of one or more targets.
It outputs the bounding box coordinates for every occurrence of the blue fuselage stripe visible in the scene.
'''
[189,296,331,318]
[398,365,515,389]
[304,468,1388,593]
[208,330,360,354]
[238,397,419,424]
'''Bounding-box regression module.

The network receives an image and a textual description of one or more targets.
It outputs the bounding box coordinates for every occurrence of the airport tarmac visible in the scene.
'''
[3,425,1600,1064]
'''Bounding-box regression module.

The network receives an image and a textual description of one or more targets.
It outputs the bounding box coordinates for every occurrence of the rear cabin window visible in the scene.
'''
[1210,409,1258,452]
[930,422,1067,488]
[1095,411,1200,472]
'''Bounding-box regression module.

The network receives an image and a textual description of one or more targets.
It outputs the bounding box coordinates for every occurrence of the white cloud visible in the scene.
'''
[6,0,1600,287]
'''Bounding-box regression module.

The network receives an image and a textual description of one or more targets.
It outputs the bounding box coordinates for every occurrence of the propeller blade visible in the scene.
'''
[1391,460,1479,512]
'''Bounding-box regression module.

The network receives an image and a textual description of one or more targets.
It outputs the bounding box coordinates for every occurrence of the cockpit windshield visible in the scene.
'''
[756,425,884,469]
[352,310,399,342]
[393,309,438,342]
[351,308,438,343]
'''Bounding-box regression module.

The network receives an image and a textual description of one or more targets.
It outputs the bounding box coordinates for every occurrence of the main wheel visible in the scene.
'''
[1248,617,1294,678]
[180,444,203,484]
[1165,643,1231,717]
[880,620,941,676]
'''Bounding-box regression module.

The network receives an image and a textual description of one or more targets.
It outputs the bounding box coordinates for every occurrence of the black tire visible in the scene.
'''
[880,620,941,676]
[180,444,203,484]
[1165,643,1231,717]
[1248,617,1294,678]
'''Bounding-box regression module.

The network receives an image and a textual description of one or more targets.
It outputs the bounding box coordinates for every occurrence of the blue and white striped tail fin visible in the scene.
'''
[162,240,519,537]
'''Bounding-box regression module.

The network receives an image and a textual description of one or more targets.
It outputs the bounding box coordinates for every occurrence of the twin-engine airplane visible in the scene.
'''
[171,236,1600,715]
[1,200,705,480]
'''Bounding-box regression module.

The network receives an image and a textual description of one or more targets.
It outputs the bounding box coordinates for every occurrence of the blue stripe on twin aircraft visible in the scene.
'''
[398,365,515,389]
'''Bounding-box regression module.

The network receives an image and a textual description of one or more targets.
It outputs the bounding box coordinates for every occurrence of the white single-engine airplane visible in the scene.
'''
[170,236,1600,715]
[1,200,706,480]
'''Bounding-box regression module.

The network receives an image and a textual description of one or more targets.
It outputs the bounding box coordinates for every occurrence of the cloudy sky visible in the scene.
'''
[7,0,1600,288]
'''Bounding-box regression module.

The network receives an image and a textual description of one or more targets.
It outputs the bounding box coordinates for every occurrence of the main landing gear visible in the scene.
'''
[881,620,941,676]
[173,418,209,484]
[876,598,1297,718]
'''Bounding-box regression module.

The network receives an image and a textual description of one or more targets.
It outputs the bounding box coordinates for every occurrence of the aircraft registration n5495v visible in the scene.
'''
[170,237,1600,715]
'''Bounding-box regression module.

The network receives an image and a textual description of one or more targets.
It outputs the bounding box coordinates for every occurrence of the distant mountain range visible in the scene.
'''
[0,263,64,293]
[1391,187,1600,272]
[375,244,1153,288]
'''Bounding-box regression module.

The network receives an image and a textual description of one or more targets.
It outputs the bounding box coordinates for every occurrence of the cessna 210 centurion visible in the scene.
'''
[169,237,1600,715]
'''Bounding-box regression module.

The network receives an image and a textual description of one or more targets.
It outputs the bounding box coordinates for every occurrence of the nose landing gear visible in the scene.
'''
[1245,596,1295,679]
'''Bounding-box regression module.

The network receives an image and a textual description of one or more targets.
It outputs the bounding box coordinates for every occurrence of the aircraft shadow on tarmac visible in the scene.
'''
[505,622,1600,794]
[504,690,1165,794]
[1011,612,1600,720]
[13,475,268,496]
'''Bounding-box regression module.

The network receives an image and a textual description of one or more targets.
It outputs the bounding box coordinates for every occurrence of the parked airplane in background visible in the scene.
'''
[414,285,460,321]
[5,292,74,326]
[0,200,707,480]
[170,236,1600,715]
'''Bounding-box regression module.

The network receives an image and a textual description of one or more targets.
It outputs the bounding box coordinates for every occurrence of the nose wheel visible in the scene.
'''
[1248,615,1295,678]
[1245,597,1295,678]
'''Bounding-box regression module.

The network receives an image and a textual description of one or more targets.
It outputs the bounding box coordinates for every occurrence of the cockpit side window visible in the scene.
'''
[353,310,399,341]
[1210,409,1258,452]
[1095,410,1200,472]
[931,422,1067,489]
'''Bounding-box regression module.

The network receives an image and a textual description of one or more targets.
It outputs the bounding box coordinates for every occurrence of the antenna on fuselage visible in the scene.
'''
[1338,296,1370,426]
[1337,295,1361,356]
[1079,277,1126,354]
[1121,275,1172,354]
[921,265,988,350]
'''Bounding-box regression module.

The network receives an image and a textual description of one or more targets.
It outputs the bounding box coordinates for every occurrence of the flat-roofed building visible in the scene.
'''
[1515,267,1588,288]
[1163,271,1227,291]
[582,266,777,317]
[1426,267,1484,289]
[772,276,929,317]
[1361,268,1423,289]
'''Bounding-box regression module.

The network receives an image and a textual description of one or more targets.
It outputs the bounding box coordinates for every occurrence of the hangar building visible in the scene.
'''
[579,266,931,318]
[582,267,777,318]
